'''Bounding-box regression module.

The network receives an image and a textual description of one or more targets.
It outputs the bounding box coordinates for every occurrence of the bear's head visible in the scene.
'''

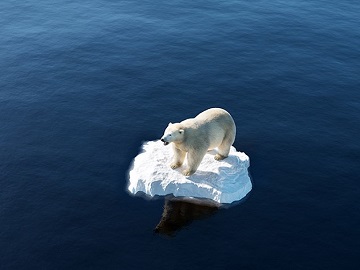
[161,123,184,146]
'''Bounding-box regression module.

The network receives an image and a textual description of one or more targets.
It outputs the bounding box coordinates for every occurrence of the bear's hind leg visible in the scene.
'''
[183,149,207,176]
[170,146,186,169]
[215,134,234,161]
[215,143,230,160]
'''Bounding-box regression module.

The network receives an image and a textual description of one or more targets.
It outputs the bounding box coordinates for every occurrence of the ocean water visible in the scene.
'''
[1,0,359,269]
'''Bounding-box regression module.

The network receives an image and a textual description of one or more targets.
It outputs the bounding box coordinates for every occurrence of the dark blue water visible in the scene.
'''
[1,0,359,269]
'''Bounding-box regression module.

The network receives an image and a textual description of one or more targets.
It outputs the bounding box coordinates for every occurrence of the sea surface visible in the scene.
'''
[1,0,359,269]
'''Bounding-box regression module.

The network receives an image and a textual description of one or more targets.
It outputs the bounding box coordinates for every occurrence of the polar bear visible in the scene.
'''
[160,108,236,176]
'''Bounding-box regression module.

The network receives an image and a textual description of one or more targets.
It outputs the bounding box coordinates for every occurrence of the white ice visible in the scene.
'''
[127,140,252,204]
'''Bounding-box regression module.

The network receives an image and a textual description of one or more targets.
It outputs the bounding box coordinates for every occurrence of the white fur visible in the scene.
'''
[161,108,236,176]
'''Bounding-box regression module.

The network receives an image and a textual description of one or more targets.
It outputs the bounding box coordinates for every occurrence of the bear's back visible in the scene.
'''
[195,108,234,127]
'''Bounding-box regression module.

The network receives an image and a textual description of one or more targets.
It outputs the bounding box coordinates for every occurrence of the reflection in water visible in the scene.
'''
[154,196,220,236]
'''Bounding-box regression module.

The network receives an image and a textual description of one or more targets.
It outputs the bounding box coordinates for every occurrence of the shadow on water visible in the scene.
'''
[154,196,220,236]
[152,192,252,237]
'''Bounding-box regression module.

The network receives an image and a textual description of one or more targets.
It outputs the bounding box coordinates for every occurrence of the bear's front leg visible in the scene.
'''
[183,149,207,176]
[170,145,186,169]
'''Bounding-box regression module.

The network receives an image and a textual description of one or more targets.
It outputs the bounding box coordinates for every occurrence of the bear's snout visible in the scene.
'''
[161,138,169,146]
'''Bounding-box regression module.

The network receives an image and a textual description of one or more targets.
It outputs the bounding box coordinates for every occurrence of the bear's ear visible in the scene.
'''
[168,122,172,126]
[178,129,184,134]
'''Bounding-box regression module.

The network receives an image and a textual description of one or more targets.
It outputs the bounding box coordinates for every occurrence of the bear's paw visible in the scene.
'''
[170,162,182,169]
[182,169,195,176]
[214,154,226,161]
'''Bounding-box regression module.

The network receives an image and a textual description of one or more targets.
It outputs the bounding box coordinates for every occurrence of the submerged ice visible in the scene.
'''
[127,140,252,204]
